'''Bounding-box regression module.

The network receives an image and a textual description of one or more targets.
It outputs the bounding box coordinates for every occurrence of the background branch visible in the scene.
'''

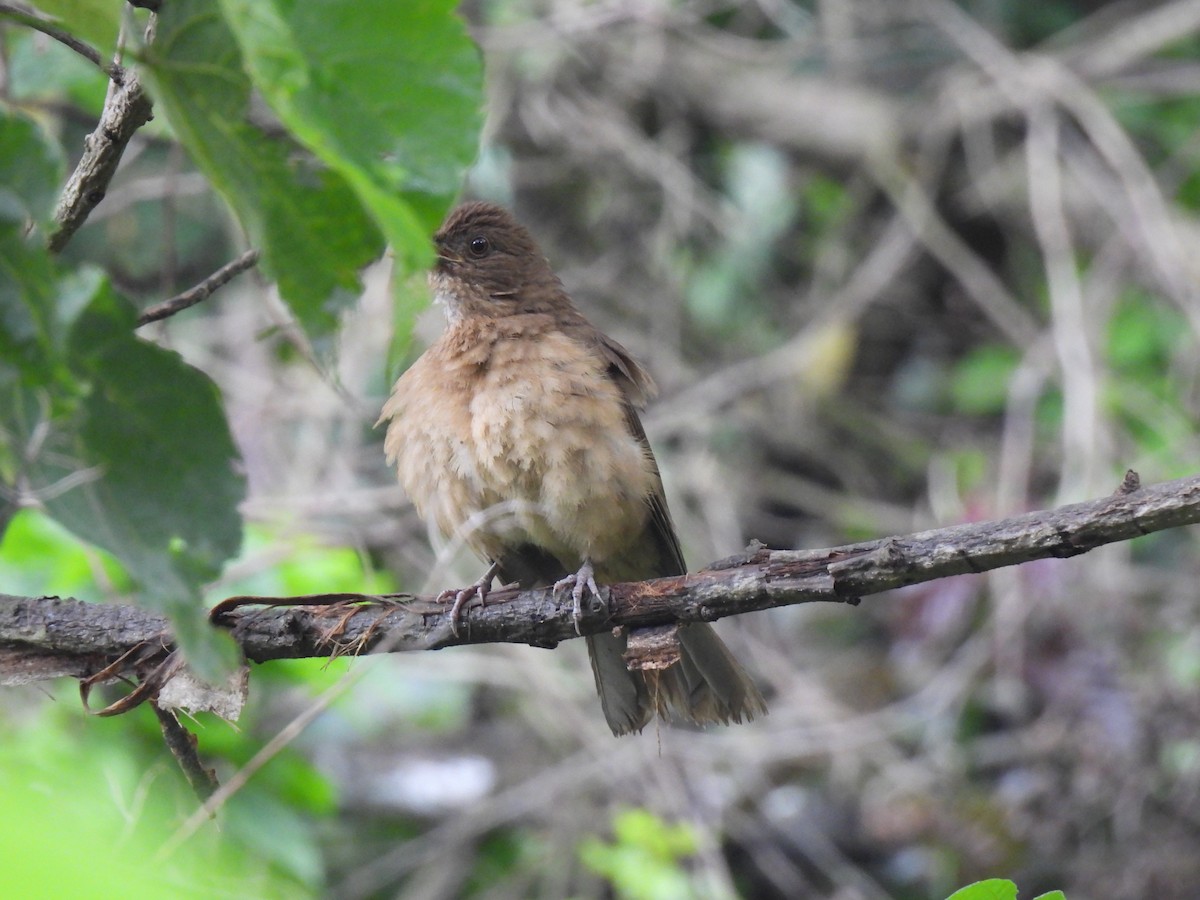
[136,249,262,326]
[2,472,1196,683]
[48,68,153,252]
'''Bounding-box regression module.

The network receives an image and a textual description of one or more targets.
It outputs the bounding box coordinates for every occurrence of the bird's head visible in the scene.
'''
[430,201,564,322]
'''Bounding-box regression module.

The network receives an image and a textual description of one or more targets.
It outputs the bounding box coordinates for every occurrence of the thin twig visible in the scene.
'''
[136,250,262,327]
[152,703,219,802]
[0,3,124,81]
[157,656,368,856]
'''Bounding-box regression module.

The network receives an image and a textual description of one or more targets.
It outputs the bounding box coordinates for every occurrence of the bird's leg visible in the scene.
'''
[436,560,501,637]
[553,559,602,636]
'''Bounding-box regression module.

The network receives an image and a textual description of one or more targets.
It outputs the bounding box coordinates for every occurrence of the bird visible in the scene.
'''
[379,201,767,735]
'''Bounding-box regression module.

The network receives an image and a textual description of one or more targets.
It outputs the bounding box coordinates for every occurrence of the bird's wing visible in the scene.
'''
[593,329,767,733]
[594,331,687,578]
[593,330,656,407]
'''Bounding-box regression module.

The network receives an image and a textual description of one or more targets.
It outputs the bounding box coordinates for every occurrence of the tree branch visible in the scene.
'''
[2,472,1197,689]
[136,249,262,326]
[48,67,153,253]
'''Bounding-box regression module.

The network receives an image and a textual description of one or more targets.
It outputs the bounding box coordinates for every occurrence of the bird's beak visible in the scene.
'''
[433,250,458,273]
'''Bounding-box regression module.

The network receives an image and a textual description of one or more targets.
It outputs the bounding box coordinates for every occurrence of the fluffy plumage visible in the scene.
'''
[380,201,766,734]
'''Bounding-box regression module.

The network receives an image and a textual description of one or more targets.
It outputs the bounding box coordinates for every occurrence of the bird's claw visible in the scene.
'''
[554,561,601,635]
[437,562,500,637]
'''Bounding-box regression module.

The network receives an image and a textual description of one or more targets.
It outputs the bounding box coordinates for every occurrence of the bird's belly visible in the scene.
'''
[462,370,655,566]
[387,330,659,569]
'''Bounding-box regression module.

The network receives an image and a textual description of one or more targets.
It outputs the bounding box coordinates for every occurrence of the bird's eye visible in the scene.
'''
[468,236,490,258]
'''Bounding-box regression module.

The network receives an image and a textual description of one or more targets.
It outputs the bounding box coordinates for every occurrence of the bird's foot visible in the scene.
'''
[553,560,602,636]
[436,561,501,637]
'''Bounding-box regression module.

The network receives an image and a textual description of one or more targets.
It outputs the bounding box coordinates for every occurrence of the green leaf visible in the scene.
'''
[387,272,434,377]
[224,790,327,887]
[71,306,243,577]
[220,0,482,252]
[218,0,484,337]
[65,282,244,574]
[141,0,385,340]
[945,879,1019,900]
[0,111,62,385]
[29,279,245,673]
[1,706,307,898]
[579,808,700,900]
[25,0,122,59]
[0,232,64,385]
[0,509,128,600]
[5,28,110,114]
[1106,290,1182,373]
[612,809,697,859]
[1032,892,1067,900]
[0,185,88,493]
[0,112,88,388]
[0,110,63,228]
[949,345,1021,415]
[804,173,852,231]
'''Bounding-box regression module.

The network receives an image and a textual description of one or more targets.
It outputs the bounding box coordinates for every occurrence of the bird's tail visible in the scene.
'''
[586,623,767,736]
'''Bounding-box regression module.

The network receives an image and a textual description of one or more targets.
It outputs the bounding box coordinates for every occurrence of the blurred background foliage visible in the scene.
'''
[5,0,1200,897]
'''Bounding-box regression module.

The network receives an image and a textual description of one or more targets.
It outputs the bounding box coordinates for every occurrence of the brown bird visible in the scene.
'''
[379,201,766,735]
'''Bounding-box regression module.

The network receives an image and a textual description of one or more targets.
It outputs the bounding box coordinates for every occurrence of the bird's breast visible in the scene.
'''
[383,326,658,567]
